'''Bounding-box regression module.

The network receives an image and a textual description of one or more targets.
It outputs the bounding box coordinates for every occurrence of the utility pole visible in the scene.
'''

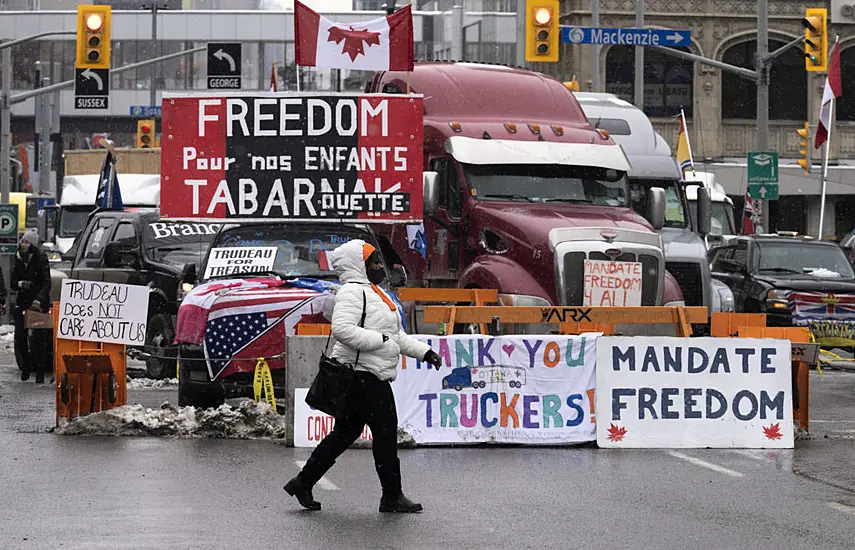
[516,0,526,67]
[150,3,159,109]
[38,75,51,196]
[756,0,769,232]
[590,0,600,91]
[1,47,10,205]
[634,0,644,108]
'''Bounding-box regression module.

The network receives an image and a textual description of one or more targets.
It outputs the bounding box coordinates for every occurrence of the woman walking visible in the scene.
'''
[285,239,442,513]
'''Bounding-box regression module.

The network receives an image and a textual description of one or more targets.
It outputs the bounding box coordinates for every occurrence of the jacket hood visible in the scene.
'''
[330,239,375,284]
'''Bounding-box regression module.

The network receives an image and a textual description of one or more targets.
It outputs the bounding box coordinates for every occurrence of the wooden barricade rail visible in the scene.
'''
[423,305,708,337]
[397,288,498,335]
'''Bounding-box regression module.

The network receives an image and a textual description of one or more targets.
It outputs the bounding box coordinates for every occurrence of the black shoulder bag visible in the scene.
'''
[305,289,367,418]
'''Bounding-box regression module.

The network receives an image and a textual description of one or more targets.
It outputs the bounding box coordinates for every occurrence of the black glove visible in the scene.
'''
[424,349,442,370]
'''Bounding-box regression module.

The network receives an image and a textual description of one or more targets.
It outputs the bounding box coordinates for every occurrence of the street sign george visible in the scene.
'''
[561,26,691,47]
[207,43,242,89]
[130,106,163,118]
[74,67,110,109]
[748,151,779,200]
[0,204,19,254]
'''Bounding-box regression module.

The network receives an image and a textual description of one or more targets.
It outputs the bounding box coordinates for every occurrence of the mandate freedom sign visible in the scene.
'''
[393,334,598,445]
[294,388,373,447]
[58,280,150,346]
[159,93,424,222]
[595,337,794,449]
[583,259,642,307]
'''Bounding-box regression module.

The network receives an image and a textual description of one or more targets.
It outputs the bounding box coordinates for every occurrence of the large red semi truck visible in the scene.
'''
[367,62,683,317]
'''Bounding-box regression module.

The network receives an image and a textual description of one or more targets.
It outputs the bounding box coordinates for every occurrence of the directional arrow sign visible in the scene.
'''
[74,67,109,110]
[561,26,691,47]
[81,68,104,91]
[749,183,779,200]
[207,42,242,89]
[213,49,236,72]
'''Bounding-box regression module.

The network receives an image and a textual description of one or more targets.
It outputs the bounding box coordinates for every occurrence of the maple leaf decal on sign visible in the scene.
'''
[327,26,381,61]
[606,423,628,442]
[763,423,783,440]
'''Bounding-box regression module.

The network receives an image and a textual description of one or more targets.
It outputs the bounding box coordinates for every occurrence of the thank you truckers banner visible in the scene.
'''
[159,93,424,222]
[596,337,794,449]
[393,335,598,445]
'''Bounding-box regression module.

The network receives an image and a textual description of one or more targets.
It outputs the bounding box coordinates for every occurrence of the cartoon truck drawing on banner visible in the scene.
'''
[442,366,526,391]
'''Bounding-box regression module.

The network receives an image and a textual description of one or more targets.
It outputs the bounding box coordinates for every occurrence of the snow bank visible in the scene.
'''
[808,268,842,278]
[54,401,289,439]
[126,377,179,390]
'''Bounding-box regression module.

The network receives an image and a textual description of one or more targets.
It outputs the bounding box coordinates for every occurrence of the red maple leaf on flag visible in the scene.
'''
[606,423,628,442]
[327,26,381,61]
[763,423,783,440]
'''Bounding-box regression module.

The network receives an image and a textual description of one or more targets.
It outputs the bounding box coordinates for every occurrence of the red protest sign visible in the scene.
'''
[160,93,424,222]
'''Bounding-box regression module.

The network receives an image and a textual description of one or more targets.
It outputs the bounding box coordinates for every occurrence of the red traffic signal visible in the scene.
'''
[85,13,104,32]
[534,7,552,25]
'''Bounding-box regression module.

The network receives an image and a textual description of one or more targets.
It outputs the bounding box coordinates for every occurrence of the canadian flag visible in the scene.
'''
[294,0,414,72]
[815,40,842,149]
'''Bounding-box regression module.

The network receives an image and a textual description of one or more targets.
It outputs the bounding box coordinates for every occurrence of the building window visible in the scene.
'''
[605,46,693,118]
[837,46,855,121]
[721,39,807,120]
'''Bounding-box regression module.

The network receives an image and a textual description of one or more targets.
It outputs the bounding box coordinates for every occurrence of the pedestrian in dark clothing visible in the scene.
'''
[285,239,442,513]
[12,230,52,383]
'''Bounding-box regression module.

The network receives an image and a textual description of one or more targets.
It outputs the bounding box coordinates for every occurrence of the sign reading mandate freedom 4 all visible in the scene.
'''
[159,93,424,222]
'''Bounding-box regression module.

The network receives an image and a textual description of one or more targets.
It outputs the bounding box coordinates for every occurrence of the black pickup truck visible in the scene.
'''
[63,210,220,377]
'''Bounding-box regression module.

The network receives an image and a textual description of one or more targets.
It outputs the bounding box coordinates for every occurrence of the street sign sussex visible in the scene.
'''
[130,106,163,118]
[207,43,242,89]
[74,67,110,109]
[0,204,19,254]
[748,152,779,200]
[561,26,691,47]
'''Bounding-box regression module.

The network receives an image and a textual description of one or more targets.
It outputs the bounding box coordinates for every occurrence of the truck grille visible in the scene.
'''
[666,262,703,306]
[563,251,659,306]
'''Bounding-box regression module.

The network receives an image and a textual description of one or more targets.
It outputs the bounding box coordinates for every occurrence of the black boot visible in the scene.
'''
[284,477,321,511]
[376,459,423,513]
[35,372,44,384]
[20,370,29,382]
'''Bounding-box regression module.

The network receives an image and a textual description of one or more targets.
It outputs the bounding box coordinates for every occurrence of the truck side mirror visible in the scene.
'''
[181,262,198,285]
[423,171,439,216]
[696,186,712,236]
[103,242,139,269]
[646,187,666,231]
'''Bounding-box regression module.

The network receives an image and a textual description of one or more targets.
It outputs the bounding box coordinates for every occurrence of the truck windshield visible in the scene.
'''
[629,179,687,229]
[756,242,855,279]
[463,164,628,207]
[201,225,371,282]
[59,205,95,238]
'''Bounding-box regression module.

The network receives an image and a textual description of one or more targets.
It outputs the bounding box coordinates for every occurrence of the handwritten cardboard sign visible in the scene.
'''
[203,246,277,279]
[58,280,150,346]
[583,259,642,307]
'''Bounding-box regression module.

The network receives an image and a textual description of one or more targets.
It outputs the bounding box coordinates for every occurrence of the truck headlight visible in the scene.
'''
[178,282,195,302]
[765,289,790,309]
[717,287,735,312]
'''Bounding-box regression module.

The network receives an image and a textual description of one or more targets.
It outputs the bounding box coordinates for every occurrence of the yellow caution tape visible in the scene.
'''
[252,358,277,409]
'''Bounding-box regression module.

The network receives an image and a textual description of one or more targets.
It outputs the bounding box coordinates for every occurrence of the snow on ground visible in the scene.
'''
[53,401,289,439]
[0,324,14,351]
[126,377,179,390]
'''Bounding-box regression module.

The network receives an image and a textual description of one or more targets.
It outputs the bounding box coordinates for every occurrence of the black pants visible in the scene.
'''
[14,307,48,373]
[299,371,402,495]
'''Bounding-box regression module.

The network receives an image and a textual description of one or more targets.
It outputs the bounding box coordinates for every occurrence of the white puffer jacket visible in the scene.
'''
[329,239,430,382]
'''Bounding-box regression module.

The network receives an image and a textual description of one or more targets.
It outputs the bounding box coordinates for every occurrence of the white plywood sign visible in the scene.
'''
[294,388,373,448]
[203,247,277,279]
[583,259,642,307]
[596,337,794,449]
[58,279,150,346]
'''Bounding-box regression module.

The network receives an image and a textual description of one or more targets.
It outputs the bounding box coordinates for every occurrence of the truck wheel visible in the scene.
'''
[145,313,176,380]
[454,384,463,391]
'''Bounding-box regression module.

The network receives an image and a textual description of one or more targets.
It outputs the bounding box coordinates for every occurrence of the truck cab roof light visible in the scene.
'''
[449,121,463,132]
[551,124,563,136]
[528,123,541,135]
[597,128,610,140]
[504,122,517,133]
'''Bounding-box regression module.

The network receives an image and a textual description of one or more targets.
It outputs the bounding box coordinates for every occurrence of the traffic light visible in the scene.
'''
[525,0,559,63]
[137,120,155,148]
[76,5,111,69]
[802,8,827,72]
[797,122,810,174]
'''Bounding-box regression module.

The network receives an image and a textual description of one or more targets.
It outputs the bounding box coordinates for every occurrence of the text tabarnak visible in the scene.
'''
[196,97,392,138]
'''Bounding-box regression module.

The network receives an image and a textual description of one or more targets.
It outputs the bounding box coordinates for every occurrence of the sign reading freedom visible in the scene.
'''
[160,93,425,222]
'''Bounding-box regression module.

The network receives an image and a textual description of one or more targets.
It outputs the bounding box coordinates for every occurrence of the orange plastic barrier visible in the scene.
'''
[398,288,498,335]
[710,312,767,337]
[52,301,127,425]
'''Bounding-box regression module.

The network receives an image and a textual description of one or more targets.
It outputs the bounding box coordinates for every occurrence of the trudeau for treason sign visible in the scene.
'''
[160,93,424,222]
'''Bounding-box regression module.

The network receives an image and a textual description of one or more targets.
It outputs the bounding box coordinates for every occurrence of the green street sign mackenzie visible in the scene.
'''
[747,152,779,201]
[748,183,779,201]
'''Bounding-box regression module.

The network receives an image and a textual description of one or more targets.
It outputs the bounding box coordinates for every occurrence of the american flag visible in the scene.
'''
[175,278,334,380]
[742,192,754,235]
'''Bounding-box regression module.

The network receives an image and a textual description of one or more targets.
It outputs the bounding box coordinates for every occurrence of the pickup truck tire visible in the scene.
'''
[145,314,176,380]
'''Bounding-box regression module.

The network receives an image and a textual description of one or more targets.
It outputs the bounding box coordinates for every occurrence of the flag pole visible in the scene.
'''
[681,108,697,179]
[818,97,834,240]
[406,0,412,94]
[295,63,301,92]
